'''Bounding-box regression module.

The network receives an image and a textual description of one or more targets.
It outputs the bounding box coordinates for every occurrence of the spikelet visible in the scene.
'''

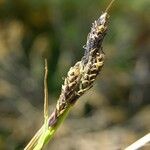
[24,1,117,149]
[48,12,108,127]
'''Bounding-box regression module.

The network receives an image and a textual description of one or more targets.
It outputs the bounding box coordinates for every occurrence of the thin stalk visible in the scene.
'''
[33,106,72,150]
[125,133,150,150]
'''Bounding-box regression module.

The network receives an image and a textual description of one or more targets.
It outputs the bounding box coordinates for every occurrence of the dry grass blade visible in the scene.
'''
[44,59,49,123]
[125,133,150,150]
[24,60,49,150]
[24,125,44,150]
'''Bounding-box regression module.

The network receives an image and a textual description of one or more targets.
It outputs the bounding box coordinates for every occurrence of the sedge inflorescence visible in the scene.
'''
[48,12,109,127]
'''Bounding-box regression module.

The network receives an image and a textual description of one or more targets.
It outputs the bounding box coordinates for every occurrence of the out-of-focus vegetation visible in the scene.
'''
[0,0,149,149]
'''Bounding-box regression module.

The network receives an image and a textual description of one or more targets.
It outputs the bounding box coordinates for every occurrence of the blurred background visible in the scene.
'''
[0,0,149,149]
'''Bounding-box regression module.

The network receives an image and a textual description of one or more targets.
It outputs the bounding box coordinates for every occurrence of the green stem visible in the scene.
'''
[33,105,72,150]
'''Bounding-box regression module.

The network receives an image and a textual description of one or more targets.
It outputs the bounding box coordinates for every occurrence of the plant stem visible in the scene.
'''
[33,105,72,150]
